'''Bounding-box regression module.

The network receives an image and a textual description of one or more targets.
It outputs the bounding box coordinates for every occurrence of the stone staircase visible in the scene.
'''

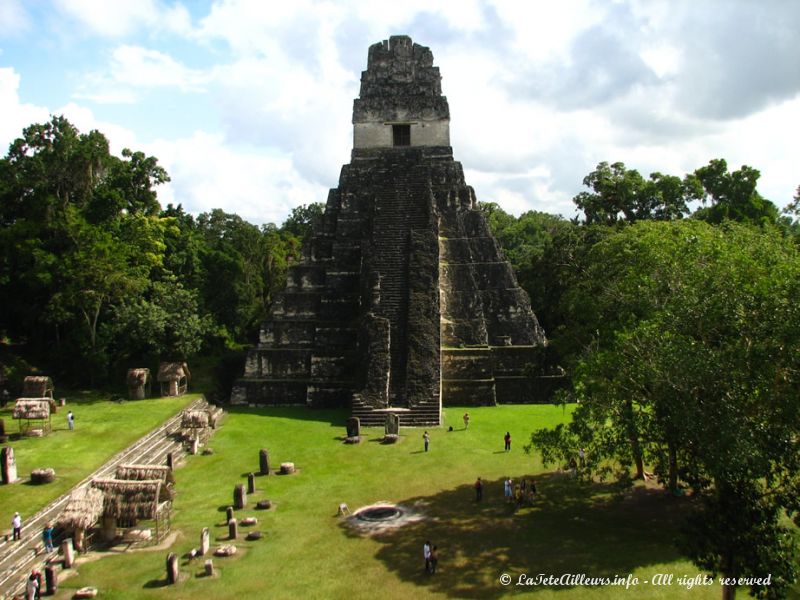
[351,394,441,427]
[371,162,435,405]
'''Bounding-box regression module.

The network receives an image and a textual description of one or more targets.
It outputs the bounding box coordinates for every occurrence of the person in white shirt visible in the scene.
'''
[423,540,431,573]
[12,512,22,540]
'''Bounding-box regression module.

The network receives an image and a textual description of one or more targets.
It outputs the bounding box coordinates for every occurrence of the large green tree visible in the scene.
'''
[530,221,800,598]
[573,161,702,225]
[692,159,780,226]
[0,116,172,379]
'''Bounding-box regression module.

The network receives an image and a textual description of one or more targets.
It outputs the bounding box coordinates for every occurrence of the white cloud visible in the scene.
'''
[147,131,328,225]
[109,45,209,90]
[6,0,800,226]
[0,68,49,151]
[0,0,30,35]
[53,102,139,155]
[74,45,210,104]
[53,0,192,37]
[489,0,602,63]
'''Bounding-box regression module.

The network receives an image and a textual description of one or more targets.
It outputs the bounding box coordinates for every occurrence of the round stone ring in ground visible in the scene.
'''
[346,502,425,534]
[356,505,403,522]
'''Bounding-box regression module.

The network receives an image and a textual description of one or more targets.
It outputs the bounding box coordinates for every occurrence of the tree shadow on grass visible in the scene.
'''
[341,473,695,599]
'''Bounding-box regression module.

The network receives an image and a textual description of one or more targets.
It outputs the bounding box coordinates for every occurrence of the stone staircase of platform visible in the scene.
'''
[351,394,441,427]
[372,163,434,404]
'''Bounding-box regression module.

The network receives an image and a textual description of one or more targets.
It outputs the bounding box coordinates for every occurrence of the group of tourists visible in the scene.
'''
[9,514,55,552]
[422,540,440,574]
[504,477,537,507]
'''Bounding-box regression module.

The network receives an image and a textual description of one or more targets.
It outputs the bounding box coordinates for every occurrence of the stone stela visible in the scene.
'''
[201,527,210,556]
[232,36,546,426]
[385,413,399,436]
[233,484,247,509]
[166,552,179,584]
[345,416,361,443]
[259,449,270,475]
[1,446,18,484]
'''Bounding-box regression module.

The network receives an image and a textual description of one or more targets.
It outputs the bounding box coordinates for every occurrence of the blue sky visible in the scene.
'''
[1,0,799,225]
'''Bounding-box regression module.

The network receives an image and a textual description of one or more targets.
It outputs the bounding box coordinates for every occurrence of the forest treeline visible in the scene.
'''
[487,165,800,597]
[2,117,800,596]
[0,116,321,389]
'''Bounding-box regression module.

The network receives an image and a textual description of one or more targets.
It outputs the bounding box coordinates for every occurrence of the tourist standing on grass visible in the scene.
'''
[579,447,585,467]
[504,478,512,503]
[463,413,470,429]
[429,545,439,574]
[504,431,511,452]
[475,477,483,501]
[42,522,54,552]
[423,540,431,573]
[67,410,74,431]
[423,431,430,452]
[12,512,22,540]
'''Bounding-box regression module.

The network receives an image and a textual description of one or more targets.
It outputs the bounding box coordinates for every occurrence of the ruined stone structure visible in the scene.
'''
[232,36,546,425]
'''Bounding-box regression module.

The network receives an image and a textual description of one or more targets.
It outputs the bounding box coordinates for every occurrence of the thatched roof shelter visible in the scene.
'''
[158,362,190,396]
[116,464,174,485]
[115,465,174,502]
[126,369,150,386]
[22,376,54,399]
[59,487,105,530]
[91,478,164,521]
[126,368,151,399]
[13,398,53,420]
[181,409,209,429]
[157,363,190,383]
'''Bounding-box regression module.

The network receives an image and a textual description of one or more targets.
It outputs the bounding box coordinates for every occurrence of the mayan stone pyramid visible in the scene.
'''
[232,36,546,425]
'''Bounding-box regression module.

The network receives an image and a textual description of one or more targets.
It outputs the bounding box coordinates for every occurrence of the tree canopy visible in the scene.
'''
[0,116,304,384]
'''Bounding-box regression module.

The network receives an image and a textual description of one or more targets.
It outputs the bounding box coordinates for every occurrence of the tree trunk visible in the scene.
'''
[625,398,645,479]
[720,536,736,600]
[631,438,644,479]
[668,439,678,493]
[721,580,736,600]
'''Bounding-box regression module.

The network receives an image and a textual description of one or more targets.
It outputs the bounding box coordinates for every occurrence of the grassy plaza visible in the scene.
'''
[0,393,196,535]
[45,403,723,599]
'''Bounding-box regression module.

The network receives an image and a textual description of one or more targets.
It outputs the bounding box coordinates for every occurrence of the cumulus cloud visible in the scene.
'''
[147,131,329,225]
[53,0,191,37]
[3,0,799,224]
[0,0,30,36]
[74,45,211,103]
[0,68,49,151]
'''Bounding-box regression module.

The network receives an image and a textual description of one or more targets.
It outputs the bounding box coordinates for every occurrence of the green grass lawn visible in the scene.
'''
[0,391,196,533]
[56,404,722,599]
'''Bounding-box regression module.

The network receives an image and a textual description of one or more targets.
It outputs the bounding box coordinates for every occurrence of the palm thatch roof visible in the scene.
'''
[126,369,150,386]
[157,362,190,382]
[22,376,54,398]
[116,464,174,485]
[59,487,105,530]
[181,409,209,428]
[91,478,164,520]
[13,398,52,419]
